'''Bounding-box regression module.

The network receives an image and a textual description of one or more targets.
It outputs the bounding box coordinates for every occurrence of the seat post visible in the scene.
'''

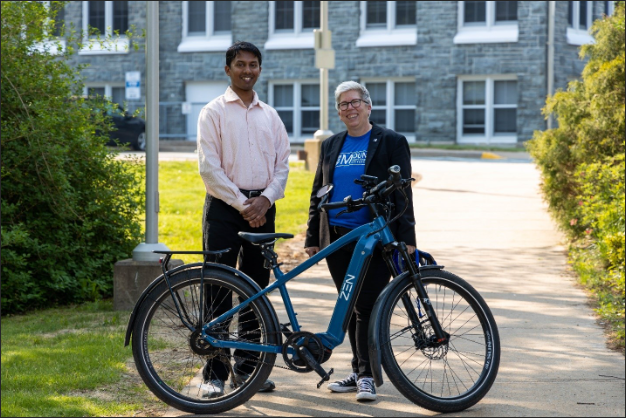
[259,243,280,270]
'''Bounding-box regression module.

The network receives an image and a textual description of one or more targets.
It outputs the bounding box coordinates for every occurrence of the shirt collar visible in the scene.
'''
[224,86,261,108]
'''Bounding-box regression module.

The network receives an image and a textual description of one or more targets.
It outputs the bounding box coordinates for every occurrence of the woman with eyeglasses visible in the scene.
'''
[304,81,416,402]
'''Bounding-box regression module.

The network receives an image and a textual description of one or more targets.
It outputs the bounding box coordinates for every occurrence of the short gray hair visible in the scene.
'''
[334,81,371,110]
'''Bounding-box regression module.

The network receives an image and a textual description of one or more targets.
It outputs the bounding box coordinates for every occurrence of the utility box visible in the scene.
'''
[304,138,321,171]
[113,258,184,310]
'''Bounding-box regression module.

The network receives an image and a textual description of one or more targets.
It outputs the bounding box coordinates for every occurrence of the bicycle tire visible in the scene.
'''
[378,269,500,412]
[131,267,278,414]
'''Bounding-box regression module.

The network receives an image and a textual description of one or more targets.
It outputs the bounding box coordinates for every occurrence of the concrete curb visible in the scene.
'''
[155,141,531,161]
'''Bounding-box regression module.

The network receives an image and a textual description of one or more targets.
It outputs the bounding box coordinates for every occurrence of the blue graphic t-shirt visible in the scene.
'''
[328,131,371,229]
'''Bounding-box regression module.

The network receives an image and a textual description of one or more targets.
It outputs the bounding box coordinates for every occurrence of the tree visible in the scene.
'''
[1,1,145,314]
[527,2,624,347]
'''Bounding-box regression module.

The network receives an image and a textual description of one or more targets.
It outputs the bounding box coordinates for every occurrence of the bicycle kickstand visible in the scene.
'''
[296,345,334,388]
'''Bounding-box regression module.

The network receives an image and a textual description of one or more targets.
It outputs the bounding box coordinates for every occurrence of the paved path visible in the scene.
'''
[164,158,624,417]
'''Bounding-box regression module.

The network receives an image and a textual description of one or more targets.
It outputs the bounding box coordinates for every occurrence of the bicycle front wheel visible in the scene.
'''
[378,269,500,413]
[131,267,279,414]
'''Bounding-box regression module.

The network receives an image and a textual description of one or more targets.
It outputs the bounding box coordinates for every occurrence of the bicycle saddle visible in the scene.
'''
[238,232,294,244]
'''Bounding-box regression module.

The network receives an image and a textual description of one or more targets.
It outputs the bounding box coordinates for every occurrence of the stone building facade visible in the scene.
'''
[63,1,614,145]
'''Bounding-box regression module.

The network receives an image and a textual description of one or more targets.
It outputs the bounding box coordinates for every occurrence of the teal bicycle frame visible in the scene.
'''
[201,215,396,355]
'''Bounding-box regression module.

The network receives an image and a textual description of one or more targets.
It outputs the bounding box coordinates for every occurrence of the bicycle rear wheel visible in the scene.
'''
[131,267,278,414]
[378,269,500,412]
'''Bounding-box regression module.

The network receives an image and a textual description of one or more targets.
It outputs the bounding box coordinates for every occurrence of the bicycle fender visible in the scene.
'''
[124,262,281,348]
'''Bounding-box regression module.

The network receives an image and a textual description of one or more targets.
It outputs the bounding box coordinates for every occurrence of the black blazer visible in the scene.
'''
[305,122,417,249]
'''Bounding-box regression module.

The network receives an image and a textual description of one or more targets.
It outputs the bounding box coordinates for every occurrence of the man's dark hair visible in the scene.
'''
[226,41,262,67]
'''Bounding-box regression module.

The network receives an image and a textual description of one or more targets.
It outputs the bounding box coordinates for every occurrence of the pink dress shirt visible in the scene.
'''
[198,86,290,212]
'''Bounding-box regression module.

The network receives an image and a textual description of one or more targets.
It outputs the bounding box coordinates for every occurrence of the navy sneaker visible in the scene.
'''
[327,372,358,393]
[200,379,225,398]
[356,377,377,401]
[231,372,276,392]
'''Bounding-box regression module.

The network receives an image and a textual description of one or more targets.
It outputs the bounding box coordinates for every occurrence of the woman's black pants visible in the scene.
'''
[326,225,391,379]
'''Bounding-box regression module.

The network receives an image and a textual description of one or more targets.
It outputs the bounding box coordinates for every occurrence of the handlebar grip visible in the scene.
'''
[320,201,348,212]
[388,165,401,184]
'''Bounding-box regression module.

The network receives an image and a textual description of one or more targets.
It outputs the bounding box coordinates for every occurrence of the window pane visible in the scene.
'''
[370,109,386,127]
[463,81,485,105]
[394,82,415,106]
[494,80,517,105]
[302,1,320,29]
[579,1,588,29]
[494,109,516,133]
[495,1,517,21]
[89,1,106,35]
[368,83,386,106]
[274,85,294,107]
[568,1,574,26]
[464,1,486,24]
[88,87,106,97]
[395,109,415,133]
[275,1,295,30]
[214,1,231,32]
[366,1,387,28]
[113,1,128,33]
[112,87,125,106]
[396,1,416,26]
[301,110,320,134]
[53,4,65,37]
[188,1,206,34]
[301,84,320,107]
[463,109,485,134]
[277,110,293,134]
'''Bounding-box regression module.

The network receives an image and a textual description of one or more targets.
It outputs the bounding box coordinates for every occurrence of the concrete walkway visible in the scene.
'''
[162,157,624,417]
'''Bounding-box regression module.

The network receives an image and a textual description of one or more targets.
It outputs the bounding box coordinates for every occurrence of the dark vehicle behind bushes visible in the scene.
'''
[85,97,146,151]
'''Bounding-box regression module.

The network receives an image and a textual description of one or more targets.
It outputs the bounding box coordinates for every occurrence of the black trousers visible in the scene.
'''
[202,194,276,381]
[326,226,391,379]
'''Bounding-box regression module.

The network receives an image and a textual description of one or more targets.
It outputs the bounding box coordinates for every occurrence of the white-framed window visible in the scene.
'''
[84,83,126,105]
[265,1,319,50]
[178,1,232,52]
[80,1,130,55]
[269,81,320,141]
[604,1,615,15]
[454,1,519,44]
[361,79,416,141]
[457,76,518,144]
[33,1,67,54]
[567,1,595,45]
[356,1,417,47]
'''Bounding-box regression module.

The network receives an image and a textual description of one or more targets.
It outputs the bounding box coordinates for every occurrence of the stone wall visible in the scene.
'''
[64,0,605,144]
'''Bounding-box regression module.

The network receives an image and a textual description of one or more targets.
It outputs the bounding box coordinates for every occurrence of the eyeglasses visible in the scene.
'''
[338,99,368,111]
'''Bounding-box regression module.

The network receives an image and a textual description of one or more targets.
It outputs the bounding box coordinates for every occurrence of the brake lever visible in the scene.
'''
[335,209,348,218]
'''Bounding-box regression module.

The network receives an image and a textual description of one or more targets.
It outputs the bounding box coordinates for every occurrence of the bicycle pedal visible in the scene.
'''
[316,368,334,389]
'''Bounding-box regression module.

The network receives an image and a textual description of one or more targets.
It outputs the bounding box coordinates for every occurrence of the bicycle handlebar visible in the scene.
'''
[319,165,410,213]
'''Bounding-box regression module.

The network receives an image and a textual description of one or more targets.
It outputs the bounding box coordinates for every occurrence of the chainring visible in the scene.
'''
[282,331,332,373]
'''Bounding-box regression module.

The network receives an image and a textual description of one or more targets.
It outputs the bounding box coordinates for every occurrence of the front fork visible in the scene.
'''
[385,242,448,344]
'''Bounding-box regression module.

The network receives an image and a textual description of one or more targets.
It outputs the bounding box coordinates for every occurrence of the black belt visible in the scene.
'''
[331,225,353,236]
[239,189,264,198]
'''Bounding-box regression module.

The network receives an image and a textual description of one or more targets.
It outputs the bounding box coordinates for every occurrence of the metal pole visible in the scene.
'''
[547,1,556,130]
[319,1,329,132]
[133,1,169,261]
[312,1,334,141]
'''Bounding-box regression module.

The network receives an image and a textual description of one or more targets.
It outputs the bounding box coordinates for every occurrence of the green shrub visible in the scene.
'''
[1,2,145,314]
[527,2,625,349]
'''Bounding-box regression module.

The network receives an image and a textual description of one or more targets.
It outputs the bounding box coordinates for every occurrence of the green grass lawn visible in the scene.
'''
[0,161,315,417]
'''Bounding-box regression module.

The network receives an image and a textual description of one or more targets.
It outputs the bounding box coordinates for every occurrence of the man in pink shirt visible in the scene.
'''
[197,41,290,397]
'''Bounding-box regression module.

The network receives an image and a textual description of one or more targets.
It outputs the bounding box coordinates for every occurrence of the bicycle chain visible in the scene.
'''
[202,329,297,372]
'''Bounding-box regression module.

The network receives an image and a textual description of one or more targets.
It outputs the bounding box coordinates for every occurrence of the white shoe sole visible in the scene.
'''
[327,384,358,393]
[356,392,377,402]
